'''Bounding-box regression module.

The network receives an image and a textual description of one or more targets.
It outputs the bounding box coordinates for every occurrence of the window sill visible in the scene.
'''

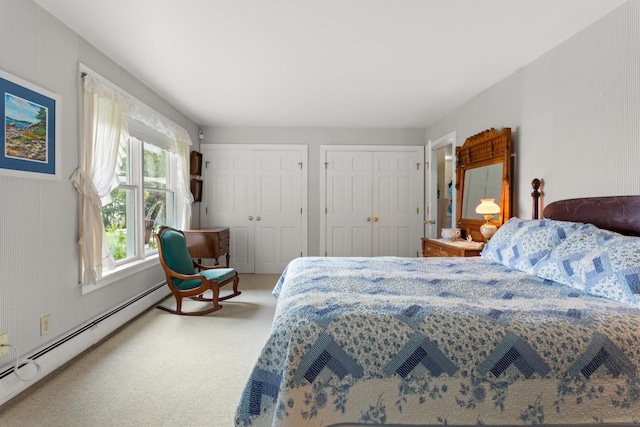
[80,255,160,295]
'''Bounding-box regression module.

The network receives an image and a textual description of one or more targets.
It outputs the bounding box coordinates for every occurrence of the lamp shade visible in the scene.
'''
[475,199,500,215]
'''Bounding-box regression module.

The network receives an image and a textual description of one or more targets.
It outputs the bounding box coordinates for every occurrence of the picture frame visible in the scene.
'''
[191,178,203,202]
[190,150,202,176]
[1,69,61,180]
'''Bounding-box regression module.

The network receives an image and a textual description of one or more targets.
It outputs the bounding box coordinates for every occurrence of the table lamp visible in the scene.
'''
[476,198,501,240]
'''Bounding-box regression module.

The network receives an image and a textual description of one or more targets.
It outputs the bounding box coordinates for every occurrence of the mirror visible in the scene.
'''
[461,163,503,218]
[455,128,511,241]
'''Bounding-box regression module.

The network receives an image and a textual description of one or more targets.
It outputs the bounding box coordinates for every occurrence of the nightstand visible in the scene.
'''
[421,238,484,258]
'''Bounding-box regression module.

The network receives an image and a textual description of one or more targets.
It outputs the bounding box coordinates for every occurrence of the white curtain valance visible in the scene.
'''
[82,72,192,153]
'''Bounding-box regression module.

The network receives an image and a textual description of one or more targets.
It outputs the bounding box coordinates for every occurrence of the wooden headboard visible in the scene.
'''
[544,196,640,237]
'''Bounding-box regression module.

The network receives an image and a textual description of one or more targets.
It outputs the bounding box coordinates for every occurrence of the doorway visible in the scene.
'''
[426,132,457,239]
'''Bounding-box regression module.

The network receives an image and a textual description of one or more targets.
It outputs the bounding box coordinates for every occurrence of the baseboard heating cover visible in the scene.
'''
[0,282,170,406]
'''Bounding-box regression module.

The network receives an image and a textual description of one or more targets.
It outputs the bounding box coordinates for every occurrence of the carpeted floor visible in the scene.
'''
[0,274,280,427]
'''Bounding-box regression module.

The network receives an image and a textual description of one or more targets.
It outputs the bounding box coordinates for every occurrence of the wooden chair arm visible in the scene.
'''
[167,268,208,283]
[192,260,228,271]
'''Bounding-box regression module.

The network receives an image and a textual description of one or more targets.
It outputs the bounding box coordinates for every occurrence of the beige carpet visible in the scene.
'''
[0,274,280,427]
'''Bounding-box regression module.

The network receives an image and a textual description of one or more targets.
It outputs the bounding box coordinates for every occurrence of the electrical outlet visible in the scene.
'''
[40,315,50,336]
[0,333,8,356]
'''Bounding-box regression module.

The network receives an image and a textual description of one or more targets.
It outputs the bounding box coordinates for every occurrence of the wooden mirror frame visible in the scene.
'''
[455,128,512,241]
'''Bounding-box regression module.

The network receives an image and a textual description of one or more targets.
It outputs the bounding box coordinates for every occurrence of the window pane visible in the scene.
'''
[145,190,170,252]
[144,142,168,189]
[101,187,136,261]
[117,139,130,185]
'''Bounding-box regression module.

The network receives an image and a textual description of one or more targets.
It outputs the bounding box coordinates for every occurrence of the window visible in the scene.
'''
[73,65,192,286]
[101,136,177,265]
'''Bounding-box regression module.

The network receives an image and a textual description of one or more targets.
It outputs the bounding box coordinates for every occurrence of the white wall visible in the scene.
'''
[0,0,201,375]
[426,0,640,218]
[199,127,425,255]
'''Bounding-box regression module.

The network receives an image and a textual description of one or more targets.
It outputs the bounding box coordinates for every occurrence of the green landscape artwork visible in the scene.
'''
[5,92,48,163]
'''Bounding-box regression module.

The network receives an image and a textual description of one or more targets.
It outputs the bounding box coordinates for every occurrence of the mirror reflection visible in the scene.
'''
[436,145,453,234]
[461,163,503,219]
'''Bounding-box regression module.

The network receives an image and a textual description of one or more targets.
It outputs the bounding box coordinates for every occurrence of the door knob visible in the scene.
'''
[367,217,371,222]
[256,216,261,221]
[374,217,379,222]
[248,216,253,220]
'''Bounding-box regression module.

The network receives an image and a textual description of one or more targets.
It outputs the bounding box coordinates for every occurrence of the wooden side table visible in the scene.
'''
[421,238,484,258]
[183,227,230,267]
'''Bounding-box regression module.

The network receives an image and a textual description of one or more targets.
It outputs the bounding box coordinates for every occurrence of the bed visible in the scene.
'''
[235,196,640,426]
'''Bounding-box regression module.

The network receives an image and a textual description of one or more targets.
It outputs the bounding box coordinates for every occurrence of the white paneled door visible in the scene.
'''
[323,146,423,257]
[325,151,373,256]
[201,145,307,274]
[253,150,304,274]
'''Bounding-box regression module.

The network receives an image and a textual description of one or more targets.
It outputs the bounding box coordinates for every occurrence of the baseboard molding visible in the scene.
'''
[0,282,171,406]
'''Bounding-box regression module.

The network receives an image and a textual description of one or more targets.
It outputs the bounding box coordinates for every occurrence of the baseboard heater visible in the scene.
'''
[0,282,170,405]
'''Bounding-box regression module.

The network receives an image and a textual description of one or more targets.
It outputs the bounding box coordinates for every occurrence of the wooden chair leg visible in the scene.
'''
[218,275,241,301]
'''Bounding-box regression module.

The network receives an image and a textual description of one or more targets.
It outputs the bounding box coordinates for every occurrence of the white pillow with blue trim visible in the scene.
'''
[481,217,581,273]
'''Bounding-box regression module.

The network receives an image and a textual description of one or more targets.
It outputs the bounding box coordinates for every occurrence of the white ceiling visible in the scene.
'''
[35,0,627,128]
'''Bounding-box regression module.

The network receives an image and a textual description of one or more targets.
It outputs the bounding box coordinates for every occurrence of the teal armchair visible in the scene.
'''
[155,226,240,315]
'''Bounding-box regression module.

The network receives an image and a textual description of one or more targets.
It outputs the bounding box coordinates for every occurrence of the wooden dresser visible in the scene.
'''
[421,238,483,258]
[182,227,230,267]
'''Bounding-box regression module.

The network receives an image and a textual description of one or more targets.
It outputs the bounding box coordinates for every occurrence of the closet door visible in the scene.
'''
[323,146,423,258]
[372,151,422,257]
[201,144,307,274]
[325,151,373,256]
[253,150,303,273]
[202,148,255,272]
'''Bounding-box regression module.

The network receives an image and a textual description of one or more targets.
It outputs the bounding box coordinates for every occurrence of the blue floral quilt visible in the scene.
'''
[235,257,640,426]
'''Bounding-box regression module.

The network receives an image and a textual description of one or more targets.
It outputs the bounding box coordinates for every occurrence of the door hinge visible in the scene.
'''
[325,207,328,214]
[325,162,329,170]
[205,161,210,169]
[325,251,327,256]
[300,207,303,214]
[417,207,419,214]
[298,162,303,169]
[416,163,420,170]
[301,252,303,257]
[205,207,208,214]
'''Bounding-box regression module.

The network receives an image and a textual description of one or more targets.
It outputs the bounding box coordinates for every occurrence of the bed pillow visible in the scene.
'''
[480,217,581,273]
[534,224,640,306]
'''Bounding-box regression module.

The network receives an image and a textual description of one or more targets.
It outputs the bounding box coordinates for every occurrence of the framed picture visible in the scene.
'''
[190,150,202,176]
[1,69,61,179]
[191,178,203,202]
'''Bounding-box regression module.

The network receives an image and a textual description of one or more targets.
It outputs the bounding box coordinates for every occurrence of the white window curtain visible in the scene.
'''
[71,69,193,285]
[70,74,130,285]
